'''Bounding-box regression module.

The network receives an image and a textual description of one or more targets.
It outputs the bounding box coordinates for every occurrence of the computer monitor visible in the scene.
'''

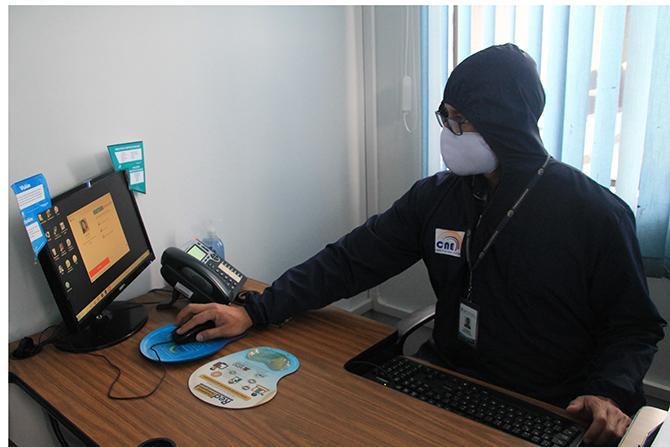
[37,170,155,352]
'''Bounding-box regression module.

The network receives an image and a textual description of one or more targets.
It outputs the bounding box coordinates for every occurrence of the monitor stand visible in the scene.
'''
[55,302,148,353]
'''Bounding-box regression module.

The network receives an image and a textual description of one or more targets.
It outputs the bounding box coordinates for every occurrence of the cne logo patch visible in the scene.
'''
[435,228,465,257]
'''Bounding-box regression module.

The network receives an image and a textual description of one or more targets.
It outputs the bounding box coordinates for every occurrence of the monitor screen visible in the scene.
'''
[38,170,154,332]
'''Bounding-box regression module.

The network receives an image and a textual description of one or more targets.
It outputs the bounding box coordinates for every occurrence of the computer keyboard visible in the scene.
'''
[367,356,585,447]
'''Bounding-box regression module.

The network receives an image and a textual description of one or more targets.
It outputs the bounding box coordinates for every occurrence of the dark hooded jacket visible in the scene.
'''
[244,44,666,415]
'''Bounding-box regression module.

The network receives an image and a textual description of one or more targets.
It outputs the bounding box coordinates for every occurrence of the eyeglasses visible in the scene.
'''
[434,109,469,136]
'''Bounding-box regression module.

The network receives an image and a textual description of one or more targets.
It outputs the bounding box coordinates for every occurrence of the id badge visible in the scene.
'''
[458,301,479,347]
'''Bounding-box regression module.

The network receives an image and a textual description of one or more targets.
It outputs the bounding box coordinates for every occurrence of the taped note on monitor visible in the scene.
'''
[10,173,52,257]
[108,141,146,193]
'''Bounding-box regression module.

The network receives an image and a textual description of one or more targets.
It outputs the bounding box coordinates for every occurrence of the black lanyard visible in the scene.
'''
[464,155,551,302]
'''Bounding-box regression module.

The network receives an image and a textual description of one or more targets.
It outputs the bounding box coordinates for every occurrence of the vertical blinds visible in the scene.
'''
[421,5,670,277]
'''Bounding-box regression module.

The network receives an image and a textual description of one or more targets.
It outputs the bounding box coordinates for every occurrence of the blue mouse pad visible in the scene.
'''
[140,324,245,363]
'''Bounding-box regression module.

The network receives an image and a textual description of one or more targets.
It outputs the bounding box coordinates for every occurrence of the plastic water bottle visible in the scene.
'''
[202,226,225,259]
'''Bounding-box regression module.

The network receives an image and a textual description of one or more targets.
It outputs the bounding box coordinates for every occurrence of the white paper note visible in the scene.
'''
[15,184,45,211]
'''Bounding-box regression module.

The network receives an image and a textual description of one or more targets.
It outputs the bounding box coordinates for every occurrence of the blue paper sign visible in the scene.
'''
[107,141,146,193]
[10,173,52,257]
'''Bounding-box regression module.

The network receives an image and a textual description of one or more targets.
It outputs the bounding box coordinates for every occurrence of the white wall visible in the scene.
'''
[9,5,368,340]
[9,5,366,445]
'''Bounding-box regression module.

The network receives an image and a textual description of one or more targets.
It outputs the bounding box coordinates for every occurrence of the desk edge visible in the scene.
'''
[9,371,99,447]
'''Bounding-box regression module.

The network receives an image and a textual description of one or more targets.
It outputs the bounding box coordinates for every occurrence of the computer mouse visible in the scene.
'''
[172,320,216,345]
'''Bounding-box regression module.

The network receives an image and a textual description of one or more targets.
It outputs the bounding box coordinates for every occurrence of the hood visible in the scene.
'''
[442,43,551,248]
[443,43,548,171]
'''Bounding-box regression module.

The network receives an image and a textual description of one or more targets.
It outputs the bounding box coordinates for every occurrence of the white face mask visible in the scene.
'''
[440,128,498,176]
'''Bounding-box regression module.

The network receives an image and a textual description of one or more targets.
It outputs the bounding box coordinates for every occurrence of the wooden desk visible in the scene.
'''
[8,282,659,447]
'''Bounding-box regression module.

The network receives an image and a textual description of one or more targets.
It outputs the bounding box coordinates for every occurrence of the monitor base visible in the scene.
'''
[55,302,148,353]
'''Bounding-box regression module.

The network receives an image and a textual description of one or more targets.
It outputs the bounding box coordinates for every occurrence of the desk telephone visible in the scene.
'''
[159,239,247,308]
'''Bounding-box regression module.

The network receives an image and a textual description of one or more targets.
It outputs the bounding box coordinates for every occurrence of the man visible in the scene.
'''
[176,44,666,446]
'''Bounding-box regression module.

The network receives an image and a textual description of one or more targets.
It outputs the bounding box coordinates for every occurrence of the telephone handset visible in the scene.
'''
[159,239,247,307]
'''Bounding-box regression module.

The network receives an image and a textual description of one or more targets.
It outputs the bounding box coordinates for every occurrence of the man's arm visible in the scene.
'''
[561,208,666,446]
[175,179,434,340]
[581,208,666,415]
[243,183,426,327]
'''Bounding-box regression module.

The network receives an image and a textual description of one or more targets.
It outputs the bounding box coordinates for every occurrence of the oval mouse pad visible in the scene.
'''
[188,346,300,408]
[140,324,245,363]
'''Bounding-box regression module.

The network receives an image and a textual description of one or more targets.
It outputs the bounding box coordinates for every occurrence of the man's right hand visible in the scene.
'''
[175,302,253,341]
[566,395,630,446]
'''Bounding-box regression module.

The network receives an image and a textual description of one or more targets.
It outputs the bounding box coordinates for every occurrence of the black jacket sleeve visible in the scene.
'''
[582,208,666,415]
[244,182,425,327]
